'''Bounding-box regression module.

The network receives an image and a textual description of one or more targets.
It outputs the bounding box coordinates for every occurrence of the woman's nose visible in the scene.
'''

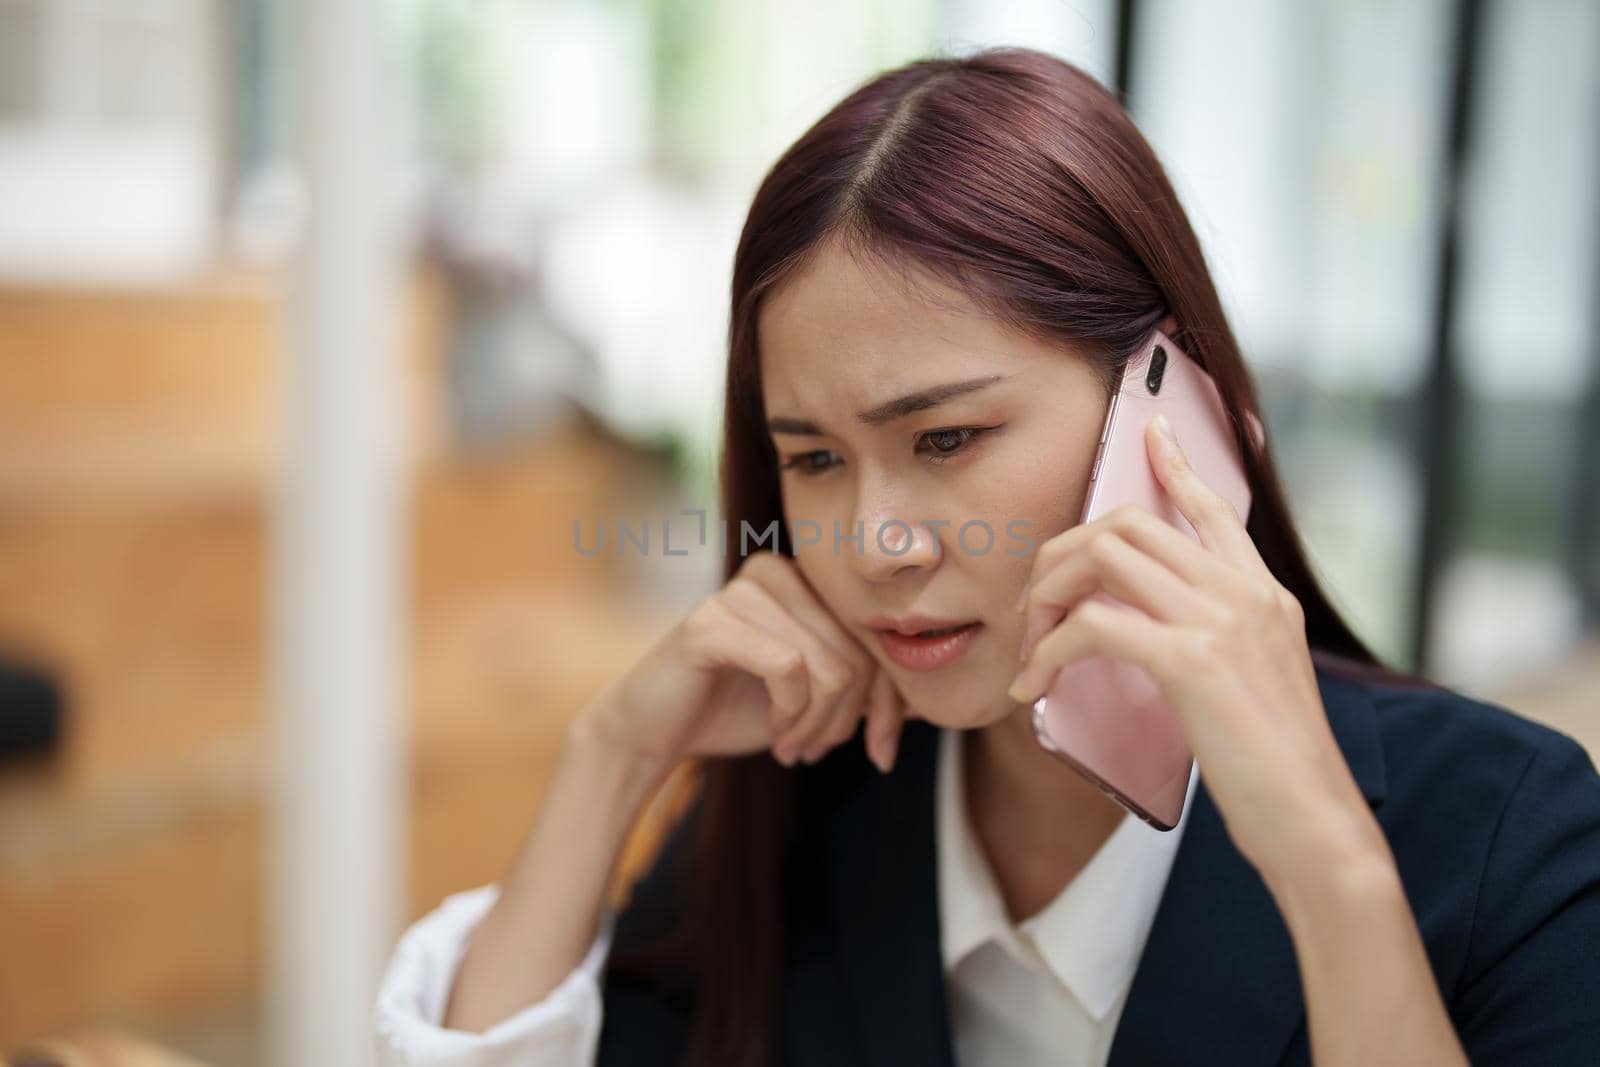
[850,513,943,581]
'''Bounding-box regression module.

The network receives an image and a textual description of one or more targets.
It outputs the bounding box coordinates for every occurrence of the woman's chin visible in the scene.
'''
[896,686,1019,731]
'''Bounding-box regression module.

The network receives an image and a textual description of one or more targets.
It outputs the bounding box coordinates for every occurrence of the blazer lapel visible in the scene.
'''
[1107,665,1390,1065]
[820,719,958,1067]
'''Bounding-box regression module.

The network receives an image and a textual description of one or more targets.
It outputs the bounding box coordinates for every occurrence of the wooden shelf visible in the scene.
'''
[0,268,700,1055]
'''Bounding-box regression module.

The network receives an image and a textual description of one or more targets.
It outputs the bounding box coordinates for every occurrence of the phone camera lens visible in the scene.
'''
[1146,344,1167,395]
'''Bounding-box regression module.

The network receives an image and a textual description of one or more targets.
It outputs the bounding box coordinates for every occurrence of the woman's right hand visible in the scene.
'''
[582,550,910,776]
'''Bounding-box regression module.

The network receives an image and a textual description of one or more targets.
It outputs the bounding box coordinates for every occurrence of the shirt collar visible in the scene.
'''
[935,724,1197,1021]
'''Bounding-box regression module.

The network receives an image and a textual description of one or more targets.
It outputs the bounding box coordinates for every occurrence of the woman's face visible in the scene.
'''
[758,236,1112,728]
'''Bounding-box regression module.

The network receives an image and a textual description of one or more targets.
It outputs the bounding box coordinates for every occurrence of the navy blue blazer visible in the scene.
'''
[598,664,1600,1065]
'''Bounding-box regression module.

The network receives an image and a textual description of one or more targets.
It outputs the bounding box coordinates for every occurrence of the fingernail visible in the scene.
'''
[1153,413,1175,444]
[1006,673,1029,702]
[880,731,899,773]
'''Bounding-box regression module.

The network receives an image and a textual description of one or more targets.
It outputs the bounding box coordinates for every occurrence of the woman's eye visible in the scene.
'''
[780,449,841,476]
[780,427,993,477]
[916,427,989,462]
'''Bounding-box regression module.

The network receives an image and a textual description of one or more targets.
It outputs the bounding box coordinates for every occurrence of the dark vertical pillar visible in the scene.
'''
[1577,366,1600,630]
[1409,0,1486,672]
[1570,17,1600,632]
[1113,0,1140,106]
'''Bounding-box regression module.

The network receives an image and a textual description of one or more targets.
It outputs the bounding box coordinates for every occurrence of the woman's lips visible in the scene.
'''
[876,622,982,672]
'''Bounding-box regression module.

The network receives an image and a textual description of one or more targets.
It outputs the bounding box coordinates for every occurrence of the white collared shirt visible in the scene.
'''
[373,732,1197,1066]
[937,725,1197,1067]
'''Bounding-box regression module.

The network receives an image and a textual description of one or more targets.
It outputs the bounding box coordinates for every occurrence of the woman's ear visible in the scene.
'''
[1245,409,1266,452]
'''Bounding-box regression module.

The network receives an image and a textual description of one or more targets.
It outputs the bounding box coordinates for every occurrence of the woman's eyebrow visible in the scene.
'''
[767,374,1007,435]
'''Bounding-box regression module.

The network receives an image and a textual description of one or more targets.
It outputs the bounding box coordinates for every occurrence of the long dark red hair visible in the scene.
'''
[606,46,1439,1066]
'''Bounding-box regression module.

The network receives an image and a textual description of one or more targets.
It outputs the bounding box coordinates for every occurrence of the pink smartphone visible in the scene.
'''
[1030,327,1258,830]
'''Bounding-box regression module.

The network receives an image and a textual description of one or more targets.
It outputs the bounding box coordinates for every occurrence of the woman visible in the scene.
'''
[375,47,1600,1066]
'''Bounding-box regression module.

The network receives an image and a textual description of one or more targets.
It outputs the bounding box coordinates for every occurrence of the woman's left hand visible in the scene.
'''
[1006,414,1387,887]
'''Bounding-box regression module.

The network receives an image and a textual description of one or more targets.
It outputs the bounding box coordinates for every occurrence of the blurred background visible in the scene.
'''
[1,0,1596,1064]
